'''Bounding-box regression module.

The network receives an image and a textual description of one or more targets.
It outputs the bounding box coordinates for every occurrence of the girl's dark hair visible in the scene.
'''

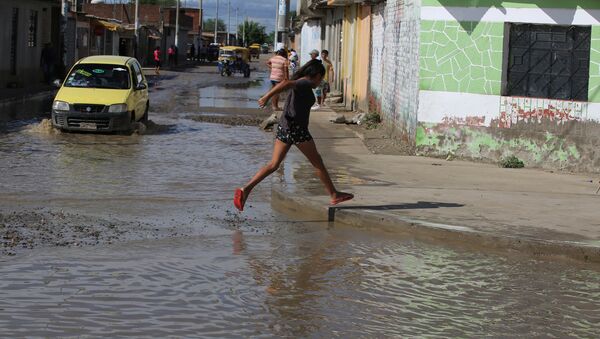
[276,49,287,58]
[292,59,325,80]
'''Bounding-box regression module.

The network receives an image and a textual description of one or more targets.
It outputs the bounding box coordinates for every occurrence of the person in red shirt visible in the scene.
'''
[153,46,161,75]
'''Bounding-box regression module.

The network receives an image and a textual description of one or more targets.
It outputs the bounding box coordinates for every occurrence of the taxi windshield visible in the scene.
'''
[65,64,131,89]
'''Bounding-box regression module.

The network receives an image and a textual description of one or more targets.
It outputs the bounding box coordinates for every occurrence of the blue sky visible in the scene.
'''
[106,0,297,33]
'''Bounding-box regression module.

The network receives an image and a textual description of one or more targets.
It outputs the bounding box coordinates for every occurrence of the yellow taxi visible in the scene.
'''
[52,55,149,132]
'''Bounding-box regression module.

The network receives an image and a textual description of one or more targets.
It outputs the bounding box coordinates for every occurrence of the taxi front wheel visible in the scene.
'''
[141,104,149,123]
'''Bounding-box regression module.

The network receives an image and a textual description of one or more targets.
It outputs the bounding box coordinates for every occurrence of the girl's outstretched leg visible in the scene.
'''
[234,140,291,211]
[295,140,353,204]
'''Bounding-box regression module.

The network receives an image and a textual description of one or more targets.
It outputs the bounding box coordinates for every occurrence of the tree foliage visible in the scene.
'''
[237,20,268,46]
[203,18,227,32]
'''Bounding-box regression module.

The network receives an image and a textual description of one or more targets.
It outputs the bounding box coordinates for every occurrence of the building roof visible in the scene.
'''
[78,55,134,65]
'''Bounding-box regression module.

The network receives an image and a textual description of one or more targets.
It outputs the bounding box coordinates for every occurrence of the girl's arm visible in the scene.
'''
[258,80,296,107]
[284,60,290,80]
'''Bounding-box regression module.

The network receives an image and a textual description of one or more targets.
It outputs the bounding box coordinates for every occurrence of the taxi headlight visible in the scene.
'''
[108,104,128,113]
[52,100,69,111]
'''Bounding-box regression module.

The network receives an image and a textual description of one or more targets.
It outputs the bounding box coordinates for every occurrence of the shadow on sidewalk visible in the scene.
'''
[328,201,464,221]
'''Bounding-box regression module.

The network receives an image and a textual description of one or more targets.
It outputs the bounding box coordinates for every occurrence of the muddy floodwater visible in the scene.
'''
[1,68,600,337]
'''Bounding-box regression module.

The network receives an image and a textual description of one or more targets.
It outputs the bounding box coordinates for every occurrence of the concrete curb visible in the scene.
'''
[271,186,600,264]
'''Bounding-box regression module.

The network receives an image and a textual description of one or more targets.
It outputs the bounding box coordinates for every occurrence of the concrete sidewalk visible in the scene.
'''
[271,107,600,264]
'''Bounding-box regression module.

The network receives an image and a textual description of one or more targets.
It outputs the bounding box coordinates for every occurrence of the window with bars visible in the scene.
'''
[10,8,19,75]
[504,23,591,101]
[28,10,38,47]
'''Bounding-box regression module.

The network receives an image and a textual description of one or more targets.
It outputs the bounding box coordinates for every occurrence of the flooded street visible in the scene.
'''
[1,64,600,337]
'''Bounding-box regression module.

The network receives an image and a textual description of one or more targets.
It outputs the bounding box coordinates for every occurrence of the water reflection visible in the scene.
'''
[0,99,599,336]
[1,226,599,337]
[199,79,269,109]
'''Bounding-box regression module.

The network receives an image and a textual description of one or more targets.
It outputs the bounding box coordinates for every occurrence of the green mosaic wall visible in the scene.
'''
[420,20,504,95]
[589,26,600,103]
[422,0,600,9]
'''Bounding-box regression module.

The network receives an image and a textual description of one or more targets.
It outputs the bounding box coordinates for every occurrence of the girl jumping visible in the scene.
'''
[233,59,354,211]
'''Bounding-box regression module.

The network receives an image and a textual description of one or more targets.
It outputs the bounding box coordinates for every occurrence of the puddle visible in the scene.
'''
[199,79,271,109]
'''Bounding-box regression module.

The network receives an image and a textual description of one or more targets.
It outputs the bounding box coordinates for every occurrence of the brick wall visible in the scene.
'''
[369,3,385,114]
[378,0,421,145]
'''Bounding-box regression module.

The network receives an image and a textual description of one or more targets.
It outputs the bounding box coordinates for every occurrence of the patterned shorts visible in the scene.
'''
[314,83,323,97]
[276,123,313,145]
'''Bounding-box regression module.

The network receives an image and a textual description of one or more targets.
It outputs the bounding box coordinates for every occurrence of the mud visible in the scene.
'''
[186,112,270,127]
[0,210,174,256]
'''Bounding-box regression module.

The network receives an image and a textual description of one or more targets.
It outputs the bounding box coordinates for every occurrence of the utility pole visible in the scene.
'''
[198,0,203,50]
[274,0,279,48]
[242,16,246,47]
[175,0,180,49]
[214,0,219,44]
[134,0,139,58]
[227,0,231,45]
[235,7,238,46]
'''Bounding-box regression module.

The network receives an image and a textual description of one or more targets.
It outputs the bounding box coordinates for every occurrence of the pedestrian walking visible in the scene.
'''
[153,46,161,75]
[266,49,290,110]
[168,45,175,68]
[320,50,334,106]
[233,59,354,211]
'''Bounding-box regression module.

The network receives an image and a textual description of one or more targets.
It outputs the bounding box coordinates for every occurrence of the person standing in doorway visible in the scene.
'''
[266,49,289,110]
[153,46,161,75]
[320,50,334,106]
[233,59,354,211]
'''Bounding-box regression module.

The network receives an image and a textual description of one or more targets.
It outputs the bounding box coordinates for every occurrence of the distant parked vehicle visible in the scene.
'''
[217,46,251,78]
[51,55,149,133]
[249,43,261,59]
[260,43,269,54]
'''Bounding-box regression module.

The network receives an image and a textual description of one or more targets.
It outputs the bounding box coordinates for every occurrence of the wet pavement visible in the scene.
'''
[1,62,600,337]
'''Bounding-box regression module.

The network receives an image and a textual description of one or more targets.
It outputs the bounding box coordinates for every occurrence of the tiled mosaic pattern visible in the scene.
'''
[420,20,504,95]
[588,26,600,103]
[422,0,600,9]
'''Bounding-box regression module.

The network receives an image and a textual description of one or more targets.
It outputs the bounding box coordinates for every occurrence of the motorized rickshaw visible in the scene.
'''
[217,46,251,77]
[249,44,261,60]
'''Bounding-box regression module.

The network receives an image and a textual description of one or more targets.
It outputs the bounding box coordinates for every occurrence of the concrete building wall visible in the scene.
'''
[340,5,357,111]
[352,5,371,113]
[416,0,600,172]
[0,0,58,87]
[300,19,322,66]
